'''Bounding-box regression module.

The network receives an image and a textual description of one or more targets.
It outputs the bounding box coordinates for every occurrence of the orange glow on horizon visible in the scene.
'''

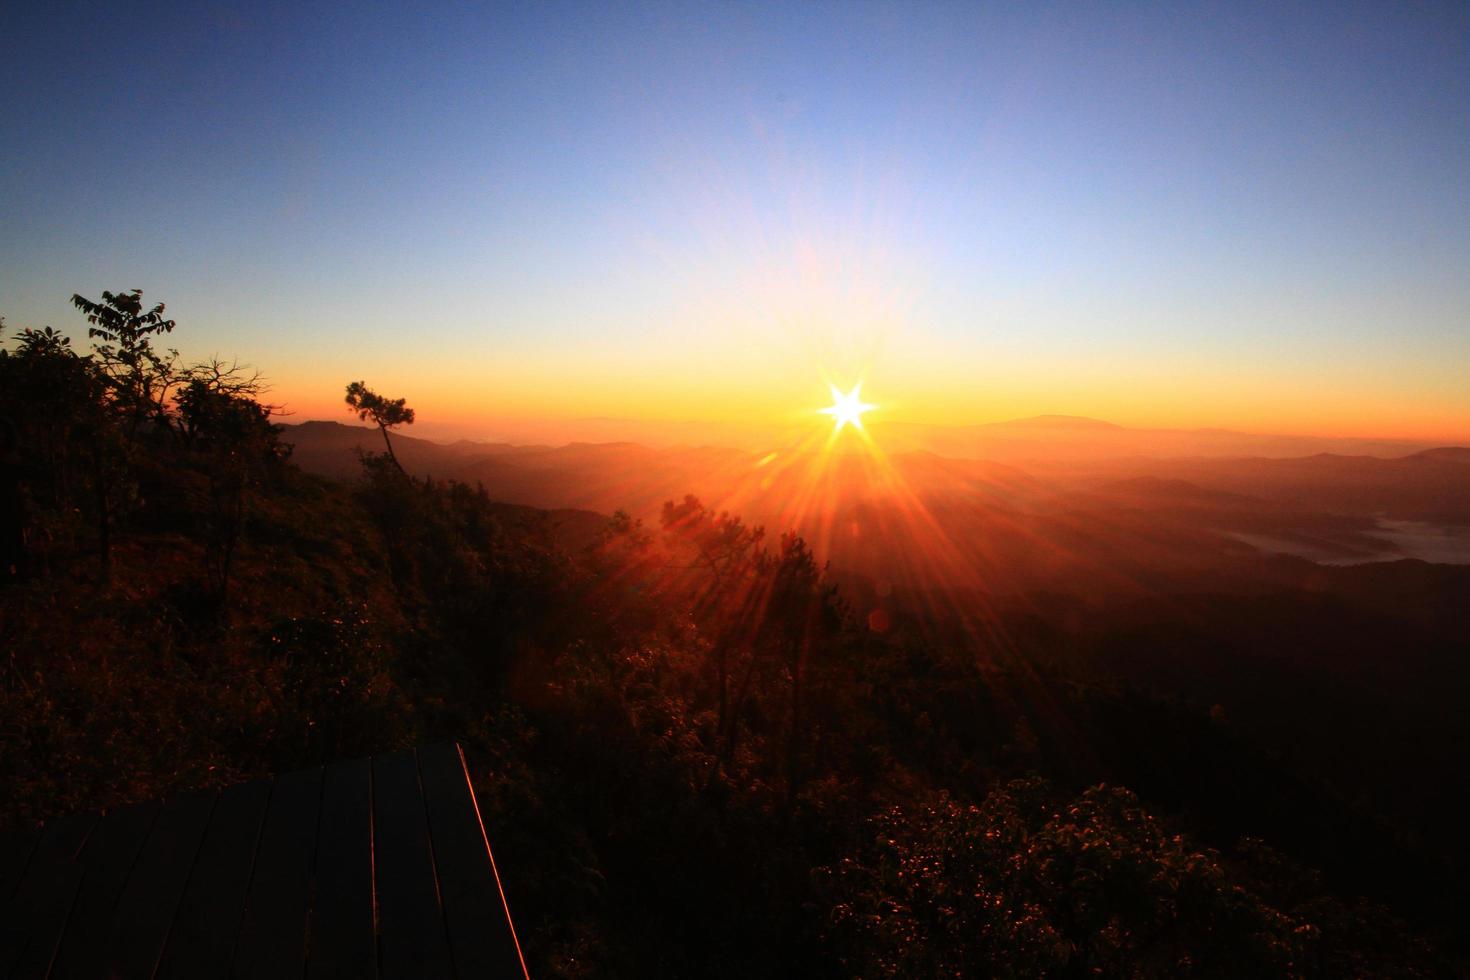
[258,360,1470,447]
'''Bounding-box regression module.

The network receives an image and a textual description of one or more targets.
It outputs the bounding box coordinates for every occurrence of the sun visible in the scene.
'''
[821,382,876,432]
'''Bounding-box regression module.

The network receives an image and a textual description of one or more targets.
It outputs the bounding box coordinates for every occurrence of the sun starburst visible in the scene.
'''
[820,382,876,432]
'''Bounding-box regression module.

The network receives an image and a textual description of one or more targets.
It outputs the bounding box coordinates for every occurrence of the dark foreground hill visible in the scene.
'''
[0,438,1461,974]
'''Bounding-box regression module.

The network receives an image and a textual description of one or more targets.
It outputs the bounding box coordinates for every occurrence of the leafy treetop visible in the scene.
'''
[345,380,414,471]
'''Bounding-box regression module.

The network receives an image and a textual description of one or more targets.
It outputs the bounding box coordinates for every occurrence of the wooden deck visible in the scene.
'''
[0,743,528,979]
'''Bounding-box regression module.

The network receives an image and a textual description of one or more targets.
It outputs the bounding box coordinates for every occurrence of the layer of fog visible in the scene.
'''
[1229,520,1470,566]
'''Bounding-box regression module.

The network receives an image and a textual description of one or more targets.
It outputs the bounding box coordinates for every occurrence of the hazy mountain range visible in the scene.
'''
[281,417,1470,601]
[405,413,1445,461]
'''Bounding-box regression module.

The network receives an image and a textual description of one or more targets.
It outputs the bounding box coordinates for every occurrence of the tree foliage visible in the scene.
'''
[71,288,179,433]
[818,780,1441,978]
[344,380,414,471]
[1,290,282,587]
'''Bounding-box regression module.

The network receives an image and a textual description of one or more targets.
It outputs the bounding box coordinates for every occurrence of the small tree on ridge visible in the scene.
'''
[344,380,414,472]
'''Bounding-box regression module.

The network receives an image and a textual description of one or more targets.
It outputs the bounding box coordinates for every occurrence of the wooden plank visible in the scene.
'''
[0,821,42,904]
[154,779,271,980]
[306,757,376,980]
[373,750,454,979]
[5,860,84,980]
[417,744,527,979]
[98,792,216,979]
[48,801,162,980]
[0,811,97,978]
[3,746,512,980]
[233,765,323,980]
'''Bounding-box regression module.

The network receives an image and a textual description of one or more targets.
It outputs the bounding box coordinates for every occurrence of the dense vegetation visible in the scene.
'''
[1,296,1462,977]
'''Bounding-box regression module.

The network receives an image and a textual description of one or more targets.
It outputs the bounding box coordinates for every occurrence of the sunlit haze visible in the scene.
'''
[3,2,1469,443]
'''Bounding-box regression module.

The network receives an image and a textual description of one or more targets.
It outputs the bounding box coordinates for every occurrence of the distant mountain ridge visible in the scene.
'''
[1410,447,1470,463]
[376,412,1459,460]
[988,414,1124,430]
[284,415,1459,467]
[279,418,1470,539]
[871,417,1445,462]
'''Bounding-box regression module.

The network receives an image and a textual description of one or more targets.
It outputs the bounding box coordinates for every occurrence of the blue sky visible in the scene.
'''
[2,1,1468,436]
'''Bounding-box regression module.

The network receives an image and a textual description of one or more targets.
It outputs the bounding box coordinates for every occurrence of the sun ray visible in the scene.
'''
[820,382,876,433]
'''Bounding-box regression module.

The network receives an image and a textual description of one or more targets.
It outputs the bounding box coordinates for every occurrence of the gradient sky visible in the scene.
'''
[3,1,1469,440]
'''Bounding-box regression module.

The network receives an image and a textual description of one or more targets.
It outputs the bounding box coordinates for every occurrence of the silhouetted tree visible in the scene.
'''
[661,495,765,733]
[71,289,178,435]
[178,358,273,445]
[759,532,840,811]
[0,416,20,581]
[0,321,117,573]
[176,365,286,598]
[344,381,414,472]
[0,319,21,580]
[666,517,841,803]
[353,450,421,585]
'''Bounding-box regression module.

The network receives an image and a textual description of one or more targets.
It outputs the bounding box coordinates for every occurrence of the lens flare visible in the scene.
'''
[820,382,876,432]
